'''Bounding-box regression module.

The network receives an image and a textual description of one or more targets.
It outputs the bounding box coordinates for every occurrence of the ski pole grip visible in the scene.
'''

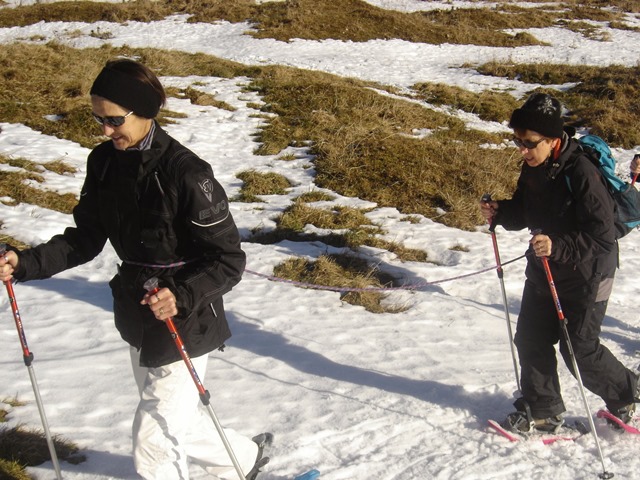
[0,243,8,268]
[143,277,160,295]
[481,193,498,231]
[632,154,640,187]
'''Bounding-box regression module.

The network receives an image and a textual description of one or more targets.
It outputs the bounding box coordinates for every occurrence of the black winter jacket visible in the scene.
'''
[14,124,246,367]
[495,136,617,297]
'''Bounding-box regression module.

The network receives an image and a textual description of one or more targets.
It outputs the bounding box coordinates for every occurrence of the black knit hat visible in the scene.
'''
[90,66,161,119]
[509,93,564,139]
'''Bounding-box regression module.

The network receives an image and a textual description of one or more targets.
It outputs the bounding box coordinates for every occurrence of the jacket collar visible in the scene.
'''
[135,122,174,178]
[545,132,580,180]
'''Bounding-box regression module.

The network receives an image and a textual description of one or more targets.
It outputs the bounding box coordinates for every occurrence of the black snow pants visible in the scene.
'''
[514,279,637,418]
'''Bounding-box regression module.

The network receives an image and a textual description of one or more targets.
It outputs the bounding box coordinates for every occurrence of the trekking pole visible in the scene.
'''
[631,154,639,187]
[538,252,613,480]
[0,245,63,480]
[482,194,521,393]
[143,277,246,480]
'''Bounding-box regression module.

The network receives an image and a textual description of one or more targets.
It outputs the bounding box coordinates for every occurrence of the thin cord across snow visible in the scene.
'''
[244,253,528,293]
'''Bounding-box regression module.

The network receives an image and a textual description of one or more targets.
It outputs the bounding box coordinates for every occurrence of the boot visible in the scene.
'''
[245,432,273,480]
[607,403,635,425]
[504,398,564,434]
[505,410,564,434]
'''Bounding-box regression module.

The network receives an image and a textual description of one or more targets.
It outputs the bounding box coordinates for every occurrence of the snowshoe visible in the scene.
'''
[603,403,636,430]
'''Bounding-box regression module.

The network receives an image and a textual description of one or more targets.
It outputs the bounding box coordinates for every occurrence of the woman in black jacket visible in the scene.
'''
[480,93,638,433]
[0,59,265,479]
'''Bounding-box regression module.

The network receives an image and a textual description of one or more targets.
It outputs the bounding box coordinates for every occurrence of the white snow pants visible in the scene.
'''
[130,347,258,480]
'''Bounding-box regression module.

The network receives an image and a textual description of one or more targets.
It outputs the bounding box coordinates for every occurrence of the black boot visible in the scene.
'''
[606,403,635,426]
[245,433,273,480]
[504,398,564,434]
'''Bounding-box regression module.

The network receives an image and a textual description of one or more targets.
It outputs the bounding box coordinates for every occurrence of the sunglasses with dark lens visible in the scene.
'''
[512,136,545,150]
[92,111,133,127]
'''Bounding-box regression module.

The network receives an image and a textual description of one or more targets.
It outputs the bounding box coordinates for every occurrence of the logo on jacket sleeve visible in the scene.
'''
[198,200,227,223]
[198,178,214,202]
[192,175,230,226]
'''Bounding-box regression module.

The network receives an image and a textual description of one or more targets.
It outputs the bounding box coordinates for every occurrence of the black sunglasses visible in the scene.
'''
[512,136,545,150]
[92,111,133,127]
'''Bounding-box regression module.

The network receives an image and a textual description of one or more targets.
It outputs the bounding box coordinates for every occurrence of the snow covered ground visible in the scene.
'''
[1,1,640,479]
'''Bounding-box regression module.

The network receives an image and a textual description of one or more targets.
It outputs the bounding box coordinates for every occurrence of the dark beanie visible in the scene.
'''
[509,93,564,139]
[90,66,161,119]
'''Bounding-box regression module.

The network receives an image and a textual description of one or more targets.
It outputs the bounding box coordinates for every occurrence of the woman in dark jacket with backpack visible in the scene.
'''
[480,93,638,433]
[0,59,266,479]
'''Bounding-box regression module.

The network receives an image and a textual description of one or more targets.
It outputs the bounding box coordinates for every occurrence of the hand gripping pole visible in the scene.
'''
[0,245,62,480]
[143,277,246,480]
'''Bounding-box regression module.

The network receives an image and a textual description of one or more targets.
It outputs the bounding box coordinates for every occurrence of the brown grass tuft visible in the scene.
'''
[412,83,520,124]
[0,156,78,213]
[273,254,405,313]
[0,425,83,467]
[296,191,336,203]
[0,458,32,480]
[278,202,379,232]
[236,170,293,197]
[181,87,237,111]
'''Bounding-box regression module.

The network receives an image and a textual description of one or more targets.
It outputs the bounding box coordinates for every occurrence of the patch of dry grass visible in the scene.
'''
[249,66,518,229]
[0,156,78,213]
[0,458,32,480]
[233,0,550,46]
[1,0,634,46]
[273,254,406,313]
[278,202,378,232]
[296,191,336,203]
[367,238,429,263]
[0,425,85,467]
[42,160,77,176]
[236,170,293,198]
[180,87,237,111]
[249,199,429,262]
[412,83,520,124]
[0,399,85,479]
[0,0,170,27]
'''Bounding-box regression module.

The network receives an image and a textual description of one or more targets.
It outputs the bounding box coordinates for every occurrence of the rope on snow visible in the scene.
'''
[244,253,528,293]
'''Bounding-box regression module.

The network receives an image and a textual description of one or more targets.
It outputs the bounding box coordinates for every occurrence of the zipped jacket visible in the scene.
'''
[14,124,246,367]
[495,136,617,298]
